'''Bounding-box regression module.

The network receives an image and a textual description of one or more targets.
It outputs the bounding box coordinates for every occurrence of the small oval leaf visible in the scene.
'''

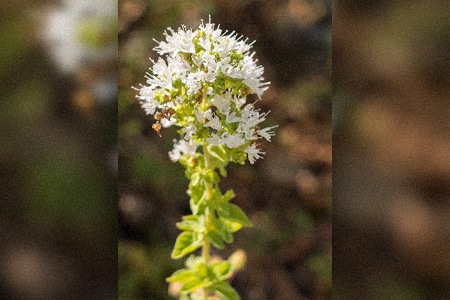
[207,145,227,162]
[176,220,200,232]
[211,261,233,281]
[191,172,200,186]
[212,281,241,300]
[208,230,225,249]
[166,269,197,283]
[227,203,251,227]
[171,231,201,259]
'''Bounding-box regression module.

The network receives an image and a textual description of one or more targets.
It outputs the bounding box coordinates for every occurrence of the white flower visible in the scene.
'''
[136,18,275,164]
[211,94,232,114]
[186,71,205,95]
[237,123,256,140]
[231,96,247,108]
[194,107,204,124]
[151,19,268,96]
[258,126,277,142]
[206,132,245,149]
[245,144,265,164]
[154,26,196,55]
[168,139,198,162]
[206,133,221,146]
[182,123,198,140]
[42,0,117,73]
[221,132,246,148]
[225,110,241,124]
[241,104,268,127]
[244,78,270,98]
[204,111,222,131]
[136,86,159,114]
[140,98,159,115]
[160,117,176,128]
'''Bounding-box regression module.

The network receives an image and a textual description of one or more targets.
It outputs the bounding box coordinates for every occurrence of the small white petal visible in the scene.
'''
[245,144,265,164]
[160,117,176,128]
[258,126,277,142]
[204,113,221,131]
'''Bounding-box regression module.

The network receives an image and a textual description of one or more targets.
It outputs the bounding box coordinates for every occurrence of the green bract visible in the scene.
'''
[136,18,276,300]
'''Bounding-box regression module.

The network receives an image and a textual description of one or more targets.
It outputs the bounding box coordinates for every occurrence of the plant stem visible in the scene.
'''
[202,144,213,300]
[201,86,208,111]
[202,231,210,300]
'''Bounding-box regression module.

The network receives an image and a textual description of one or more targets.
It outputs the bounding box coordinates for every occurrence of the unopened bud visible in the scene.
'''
[228,249,247,271]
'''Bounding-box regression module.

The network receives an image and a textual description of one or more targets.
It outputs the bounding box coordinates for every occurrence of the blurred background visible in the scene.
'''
[0,0,117,299]
[119,0,331,299]
[4,1,446,299]
[333,0,450,299]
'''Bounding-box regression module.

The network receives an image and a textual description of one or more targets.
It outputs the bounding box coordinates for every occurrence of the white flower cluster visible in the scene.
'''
[42,0,117,73]
[137,19,276,164]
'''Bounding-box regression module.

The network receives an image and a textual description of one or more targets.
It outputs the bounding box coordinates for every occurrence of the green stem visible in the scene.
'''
[202,144,213,300]
[201,86,208,111]
[202,229,210,300]
[200,85,212,299]
[203,146,213,196]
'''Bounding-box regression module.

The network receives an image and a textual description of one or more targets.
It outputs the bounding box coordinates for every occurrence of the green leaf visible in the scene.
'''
[176,219,202,232]
[222,219,243,233]
[189,183,207,214]
[190,182,205,204]
[212,281,241,300]
[178,215,204,231]
[182,215,201,221]
[219,165,227,177]
[193,262,209,278]
[166,269,197,283]
[211,216,234,243]
[190,197,199,215]
[180,263,212,293]
[218,202,230,217]
[191,172,201,186]
[171,232,202,259]
[221,228,234,243]
[204,169,219,183]
[181,277,205,293]
[226,204,251,227]
[223,189,236,202]
[207,145,227,162]
[208,230,225,249]
[211,261,233,281]
[167,268,207,296]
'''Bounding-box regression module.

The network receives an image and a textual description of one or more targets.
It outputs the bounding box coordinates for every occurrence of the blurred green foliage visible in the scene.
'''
[0,1,117,298]
[119,241,178,300]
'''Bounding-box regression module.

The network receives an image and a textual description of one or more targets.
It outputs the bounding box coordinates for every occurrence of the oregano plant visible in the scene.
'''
[135,18,276,300]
